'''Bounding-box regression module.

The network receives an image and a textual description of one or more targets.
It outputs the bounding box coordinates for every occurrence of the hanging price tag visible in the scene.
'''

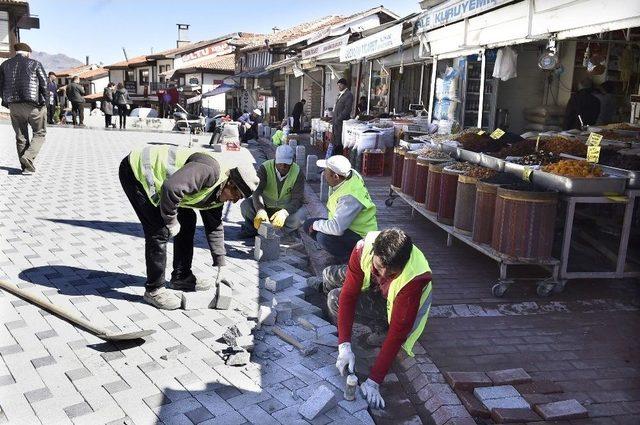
[490,128,505,140]
[587,132,603,146]
[477,130,485,135]
[586,145,601,163]
[535,136,540,152]
[522,166,533,182]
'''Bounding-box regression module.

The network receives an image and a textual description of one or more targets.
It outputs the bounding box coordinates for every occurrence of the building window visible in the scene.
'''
[125,70,135,81]
[0,11,9,52]
[139,69,149,85]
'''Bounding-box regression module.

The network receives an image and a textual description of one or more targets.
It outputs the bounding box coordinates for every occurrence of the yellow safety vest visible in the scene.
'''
[360,231,433,357]
[129,145,227,210]
[326,170,377,237]
[262,160,300,210]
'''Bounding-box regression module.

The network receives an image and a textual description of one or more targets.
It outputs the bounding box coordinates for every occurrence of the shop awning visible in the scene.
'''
[233,67,271,78]
[201,82,240,99]
[266,56,300,71]
[339,23,403,62]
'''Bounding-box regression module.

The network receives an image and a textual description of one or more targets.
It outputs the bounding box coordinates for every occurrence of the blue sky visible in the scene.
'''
[22,0,420,65]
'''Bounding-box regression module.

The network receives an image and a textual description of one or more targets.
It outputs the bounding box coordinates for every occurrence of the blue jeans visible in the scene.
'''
[303,217,362,262]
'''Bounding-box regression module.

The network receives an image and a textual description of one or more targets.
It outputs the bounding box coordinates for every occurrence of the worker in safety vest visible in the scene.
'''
[239,145,307,238]
[323,228,432,409]
[119,144,259,310]
[302,155,377,262]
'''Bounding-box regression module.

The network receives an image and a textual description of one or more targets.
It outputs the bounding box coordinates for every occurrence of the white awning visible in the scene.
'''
[339,23,403,62]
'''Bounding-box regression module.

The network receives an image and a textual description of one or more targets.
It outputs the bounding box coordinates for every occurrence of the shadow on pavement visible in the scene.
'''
[0,165,22,174]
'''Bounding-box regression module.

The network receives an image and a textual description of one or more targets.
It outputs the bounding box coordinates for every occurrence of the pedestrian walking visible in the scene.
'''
[0,42,48,175]
[114,82,130,129]
[66,75,85,126]
[291,99,305,133]
[331,78,354,155]
[102,82,115,128]
[46,71,58,124]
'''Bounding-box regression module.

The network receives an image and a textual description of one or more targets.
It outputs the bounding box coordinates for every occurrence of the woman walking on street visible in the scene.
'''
[102,82,115,128]
[114,82,130,129]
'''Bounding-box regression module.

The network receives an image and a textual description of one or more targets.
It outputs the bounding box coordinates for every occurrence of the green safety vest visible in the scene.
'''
[129,145,227,210]
[262,160,300,210]
[327,170,377,237]
[272,130,284,146]
[360,231,433,357]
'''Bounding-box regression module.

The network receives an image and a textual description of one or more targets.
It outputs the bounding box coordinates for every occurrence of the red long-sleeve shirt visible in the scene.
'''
[338,240,431,384]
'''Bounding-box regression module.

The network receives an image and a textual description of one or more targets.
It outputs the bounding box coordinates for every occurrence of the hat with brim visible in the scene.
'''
[228,165,259,198]
[317,155,352,177]
[275,145,294,165]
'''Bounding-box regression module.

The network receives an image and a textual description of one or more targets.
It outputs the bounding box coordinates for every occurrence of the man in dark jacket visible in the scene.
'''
[119,144,260,309]
[47,72,58,124]
[564,78,600,130]
[332,78,354,155]
[66,75,85,126]
[291,99,305,133]
[0,42,48,174]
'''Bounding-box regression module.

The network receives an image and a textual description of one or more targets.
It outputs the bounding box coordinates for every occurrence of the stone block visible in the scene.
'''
[444,371,492,391]
[491,407,541,423]
[275,304,292,323]
[306,155,319,181]
[298,385,337,420]
[296,145,306,166]
[226,350,250,366]
[258,306,276,326]
[515,380,563,395]
[235,335,254,351]
[264,273,294,292]
[487,368,532,386]
[258,223,277,238]
[533,399,588,420]
[455,390,490,418]
[474,385,520,402]
[212,144,223,152]
[482,396,530,411]
[181,288,217,310]
[320,174,329,202]
[254,235,280,261]
[215,283,232,310]
[289,139,297,149]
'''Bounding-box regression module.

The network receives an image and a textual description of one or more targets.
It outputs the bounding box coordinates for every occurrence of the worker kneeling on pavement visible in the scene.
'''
[119,144,259,310]
[239,145,307,237]
[326,228,433,409]
[302,155,377,262]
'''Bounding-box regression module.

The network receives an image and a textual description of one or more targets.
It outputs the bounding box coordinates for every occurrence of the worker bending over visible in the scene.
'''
[325,229,433,409]
[119,144,259,310]
[303,155,377,262]
[239,145,307,238]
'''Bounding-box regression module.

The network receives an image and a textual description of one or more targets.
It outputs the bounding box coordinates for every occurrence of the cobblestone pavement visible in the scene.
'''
[365,176,640,424]
[0,125,375,425]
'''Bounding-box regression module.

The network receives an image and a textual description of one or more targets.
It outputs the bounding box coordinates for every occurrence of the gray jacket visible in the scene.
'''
[0,54,48,107]
[102,87,114,115]
[332,89,353,145]
[66,82,85,103]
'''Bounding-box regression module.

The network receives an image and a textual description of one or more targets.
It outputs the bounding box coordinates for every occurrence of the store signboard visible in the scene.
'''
[415,0,510,34]
[340,24,403,62]
[174,42,233,69]
[302,34,350,60]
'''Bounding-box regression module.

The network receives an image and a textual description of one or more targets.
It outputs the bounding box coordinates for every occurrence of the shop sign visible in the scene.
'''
[302,34,350,60]
[415,0,509,34]
[490,128,505,140]
[587,146,601,163]
[340,24,403,62]
[124,81,137,93]
[174,42,233,69]
[587,132,603,146]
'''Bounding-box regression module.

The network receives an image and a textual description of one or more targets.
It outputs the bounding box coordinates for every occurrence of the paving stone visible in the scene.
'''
[0,375,15,386]
[182,288,217,310]
[258,223,278,238]
[103,379,131,394]
[455,390,490,418]
[298,384,337,420]
[24,387,53,404]
[101,351,125,362]
[185,406,214,424]
[226,350,250,366]
[216,283,233,310]
[158,320,180,330]
[63,401,93,419]
[338,391,368,414]
[443,418,477,425]
[258,397,286,414]
[265,273,294,292]
[34,329,57,340]
[143,392,171,408]
[444,371,492,390]
[490,407,542,423]
[533,399,589,420]
[30,355,56,369]
[474,385,520,401]
[487,368,532,385]
[482,396,530,410]
[515,380,564,395]
[192,329,216,340]
[258,305,276,326]
[431,405,471,425]
[255,235,280,261]
[0,344,23,355]
[5,319,27,330]
[64,367,92,382]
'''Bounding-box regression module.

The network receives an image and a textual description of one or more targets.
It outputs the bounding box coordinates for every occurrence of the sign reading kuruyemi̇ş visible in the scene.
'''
[415,0,509,33]
[340,24,403,62]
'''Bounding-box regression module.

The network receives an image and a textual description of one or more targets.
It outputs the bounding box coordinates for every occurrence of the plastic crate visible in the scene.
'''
[362,150,385,176]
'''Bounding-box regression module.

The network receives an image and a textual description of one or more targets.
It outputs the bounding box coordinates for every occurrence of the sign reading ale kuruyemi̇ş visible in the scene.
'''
[415,0,509,33]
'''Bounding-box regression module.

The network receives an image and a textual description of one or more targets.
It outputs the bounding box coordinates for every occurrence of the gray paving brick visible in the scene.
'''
[24,387,53,404]
[215,386,242,401]
[30,355,56,369]
[0,374,15,386]
[185,406,214,424]
[192,329,215,340]
[0,344,23,355]
[103,379,131,394]
[101,351,125,362]
[34,329,58,340]
[143,392,171,408]
[63,401,93,419]
[138,360,162,375]
[159,321,180,330]
[64,367,92,382]
[4,319,27,330]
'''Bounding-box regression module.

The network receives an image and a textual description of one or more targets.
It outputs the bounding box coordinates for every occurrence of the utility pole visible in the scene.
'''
[122,47,128,62]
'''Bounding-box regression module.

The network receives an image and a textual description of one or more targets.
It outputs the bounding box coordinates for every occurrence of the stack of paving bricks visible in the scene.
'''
[443,368,588,423]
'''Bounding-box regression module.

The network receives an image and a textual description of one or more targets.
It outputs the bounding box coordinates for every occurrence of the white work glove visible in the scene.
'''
[360,378,385,409]
[335,342,355,376]
[166,222,181,238]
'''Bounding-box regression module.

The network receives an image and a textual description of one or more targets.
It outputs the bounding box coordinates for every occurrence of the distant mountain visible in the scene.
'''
[31,51,84,73]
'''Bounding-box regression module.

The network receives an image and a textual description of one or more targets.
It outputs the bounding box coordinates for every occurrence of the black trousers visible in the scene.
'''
[105,114,112,128]
[71,102,84,125]
[118,106,127,129]
[292,114,301,133]
[47,104,56,124]
[119,157,198,289]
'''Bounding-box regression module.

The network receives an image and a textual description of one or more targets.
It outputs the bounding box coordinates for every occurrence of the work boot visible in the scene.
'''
[143,287,181,310]
[168,274,213,292]
[19,157,36,173]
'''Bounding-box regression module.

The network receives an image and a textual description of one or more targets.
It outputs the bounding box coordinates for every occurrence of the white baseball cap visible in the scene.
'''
[253,108,262,116]
[316,155,352,177]
[275,145,294,165]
